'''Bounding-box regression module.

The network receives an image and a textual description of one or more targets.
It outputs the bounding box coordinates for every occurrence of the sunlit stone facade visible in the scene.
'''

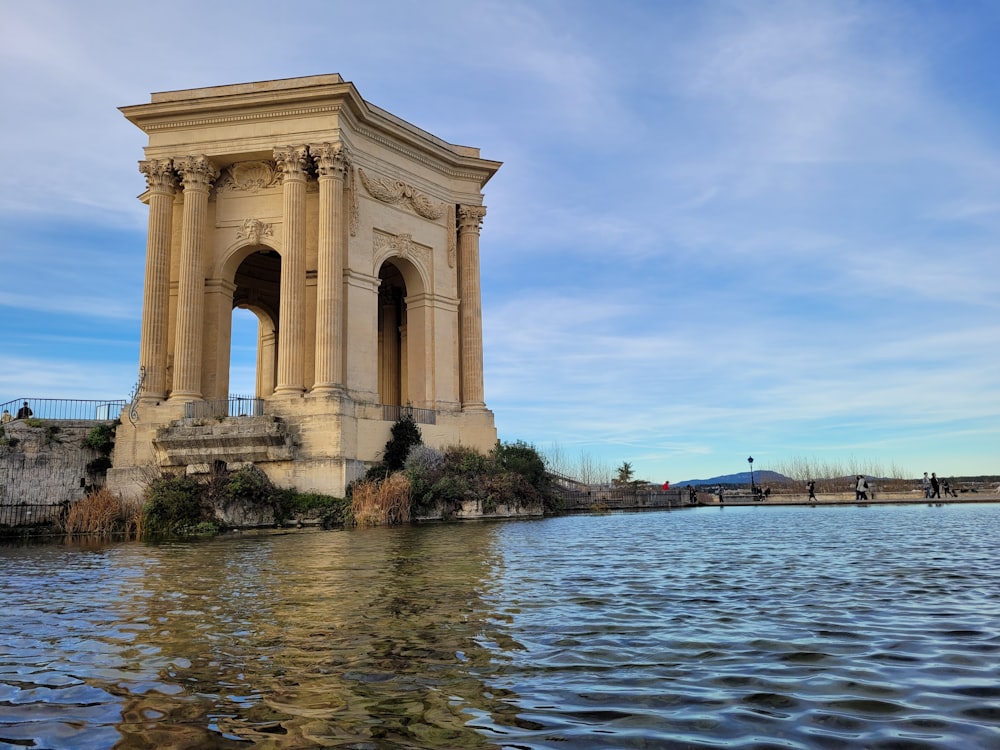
[109,75,499,498]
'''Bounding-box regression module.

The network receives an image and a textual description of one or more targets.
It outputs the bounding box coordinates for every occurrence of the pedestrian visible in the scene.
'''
[856,475,869,502]
[922,472,931,498]
[688,486,697,505]
[807,479,817,502]
[0,409,10,424]
[15,401,32,420]
[930,472,941,499]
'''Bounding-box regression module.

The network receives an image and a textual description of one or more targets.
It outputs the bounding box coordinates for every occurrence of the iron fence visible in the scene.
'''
[184,396,265,419]
[382,404,437,425]
[0,399,125,422]
[0,503,63,527]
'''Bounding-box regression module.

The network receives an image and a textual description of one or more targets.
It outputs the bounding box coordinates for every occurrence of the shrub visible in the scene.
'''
[83,423,117,454]
[316,496,352,529]
[383,414,422,472]
[493,440,548,488]
[143,474,215,536]
[405,445,445,516]
[224,464,293,524]
[364,413,423,480]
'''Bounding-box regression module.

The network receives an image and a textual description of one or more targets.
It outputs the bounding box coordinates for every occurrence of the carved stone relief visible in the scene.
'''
[236,218,274,244]
[218,161,282,193]
[373,230,432,276]
[358,168,446,220]
[348,167,359,236]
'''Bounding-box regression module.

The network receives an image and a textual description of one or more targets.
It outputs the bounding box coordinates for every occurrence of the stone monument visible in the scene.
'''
[108,75,499,498]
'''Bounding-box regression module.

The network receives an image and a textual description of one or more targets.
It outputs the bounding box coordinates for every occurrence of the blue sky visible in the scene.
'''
[2,0,998,482]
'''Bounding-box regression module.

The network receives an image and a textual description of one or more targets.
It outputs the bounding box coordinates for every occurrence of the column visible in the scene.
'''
[457,205,487,410]
[137,159,176,400]
[273,145,310,396]
[170,155,218,400]
[310,142,348,394]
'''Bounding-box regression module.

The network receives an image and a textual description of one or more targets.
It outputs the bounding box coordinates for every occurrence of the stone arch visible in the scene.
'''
[376,255,430,408]
[223,240,283,399]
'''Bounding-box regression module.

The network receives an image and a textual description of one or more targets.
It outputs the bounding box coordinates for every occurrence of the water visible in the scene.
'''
[1,504,998,749]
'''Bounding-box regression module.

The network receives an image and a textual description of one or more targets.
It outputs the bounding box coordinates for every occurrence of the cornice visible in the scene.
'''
[122,75,502,187]
[137,104,344,133]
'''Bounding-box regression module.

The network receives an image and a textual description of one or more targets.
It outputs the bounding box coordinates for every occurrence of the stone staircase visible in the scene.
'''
[153,415,294,469]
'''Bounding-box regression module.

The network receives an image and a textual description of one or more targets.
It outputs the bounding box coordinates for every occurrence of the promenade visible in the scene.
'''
[706,490,1000,507]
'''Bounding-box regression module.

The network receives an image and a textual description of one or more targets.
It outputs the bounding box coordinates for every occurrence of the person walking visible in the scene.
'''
[856,475,869,502]
[923,472,931,498]
[807,479,817,502]
[930,472,941,499]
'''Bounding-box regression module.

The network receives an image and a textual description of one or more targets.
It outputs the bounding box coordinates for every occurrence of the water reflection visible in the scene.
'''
[1,505,1000,748]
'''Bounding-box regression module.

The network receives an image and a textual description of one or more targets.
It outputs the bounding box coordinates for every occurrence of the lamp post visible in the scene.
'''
[747,456,754,496]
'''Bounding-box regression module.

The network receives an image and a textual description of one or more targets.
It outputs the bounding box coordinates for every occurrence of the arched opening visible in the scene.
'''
[378,262,407,406]
[229,307,258,396]
[231,249,281,399]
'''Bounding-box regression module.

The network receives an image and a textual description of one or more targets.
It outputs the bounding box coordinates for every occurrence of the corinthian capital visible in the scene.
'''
[274,145,311,181]
[174,155,219,192]
[310,142,350,179]
[138,159,177,193]
[457,205,487,234]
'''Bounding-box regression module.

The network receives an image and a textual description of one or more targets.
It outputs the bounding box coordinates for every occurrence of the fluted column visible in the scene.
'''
[310,142,349,394]
[137,159,177,399]
[457,205,488,410]
[170,155,218,400]
[273,145,310,396]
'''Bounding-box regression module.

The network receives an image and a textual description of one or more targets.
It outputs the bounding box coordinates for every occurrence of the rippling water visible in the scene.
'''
[1,503,999,749]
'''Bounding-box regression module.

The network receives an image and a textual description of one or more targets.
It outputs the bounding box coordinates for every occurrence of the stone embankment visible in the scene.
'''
[0,421,110,525]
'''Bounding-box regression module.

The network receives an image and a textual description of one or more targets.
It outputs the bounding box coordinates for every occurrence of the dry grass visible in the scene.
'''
[351,473,412,527]
[64,487,144,538]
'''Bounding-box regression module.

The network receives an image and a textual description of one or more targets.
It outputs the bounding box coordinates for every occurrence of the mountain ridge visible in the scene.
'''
[675,470,792,487]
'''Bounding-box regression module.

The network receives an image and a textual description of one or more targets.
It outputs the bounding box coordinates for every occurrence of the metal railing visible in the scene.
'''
[0,503,64,527]
[382,404,437,425]
[0,398,126,422]
[184,396,265,419]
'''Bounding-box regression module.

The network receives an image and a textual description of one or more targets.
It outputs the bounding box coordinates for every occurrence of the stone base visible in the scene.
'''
[108,395,497,501]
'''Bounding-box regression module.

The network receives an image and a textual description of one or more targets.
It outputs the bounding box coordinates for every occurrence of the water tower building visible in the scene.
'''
[109,74,499,498]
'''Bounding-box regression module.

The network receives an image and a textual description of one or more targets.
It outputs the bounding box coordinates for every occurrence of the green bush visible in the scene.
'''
[492,440,547,487]
[143,475,215,535]
[225,465,293,524]
[84,423,117,454]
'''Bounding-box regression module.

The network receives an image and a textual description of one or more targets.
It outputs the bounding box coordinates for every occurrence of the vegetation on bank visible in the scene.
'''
[44,414,556,538]
[350,414,558,526]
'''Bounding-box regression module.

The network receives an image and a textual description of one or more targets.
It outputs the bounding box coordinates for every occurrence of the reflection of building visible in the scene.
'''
[109,75,499,498]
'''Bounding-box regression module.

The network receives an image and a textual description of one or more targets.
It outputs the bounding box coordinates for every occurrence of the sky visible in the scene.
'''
[1,0,998,483]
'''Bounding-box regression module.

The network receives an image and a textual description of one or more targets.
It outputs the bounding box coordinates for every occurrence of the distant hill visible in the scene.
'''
[676,470,793,487]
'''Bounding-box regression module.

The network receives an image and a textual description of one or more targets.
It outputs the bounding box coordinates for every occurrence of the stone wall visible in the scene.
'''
[0,421,108,521]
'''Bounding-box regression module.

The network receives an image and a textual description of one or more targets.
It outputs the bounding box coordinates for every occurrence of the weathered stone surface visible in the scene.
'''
[0,421,112,514]
[111,74,501,502]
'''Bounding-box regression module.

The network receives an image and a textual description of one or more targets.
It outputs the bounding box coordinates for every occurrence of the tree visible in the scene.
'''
[614,461,635,486]
[382,413,422,473]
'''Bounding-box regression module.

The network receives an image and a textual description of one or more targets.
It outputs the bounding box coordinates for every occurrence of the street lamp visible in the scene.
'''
[747,456,754,495]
